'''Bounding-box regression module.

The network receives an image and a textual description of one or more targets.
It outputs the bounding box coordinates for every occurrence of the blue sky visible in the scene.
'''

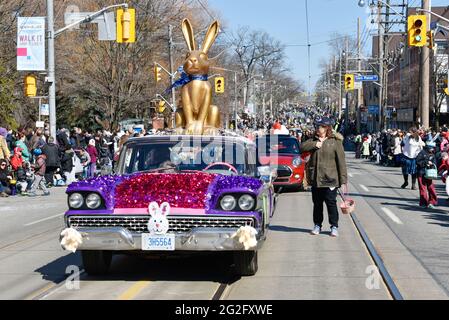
[208,0,448,92]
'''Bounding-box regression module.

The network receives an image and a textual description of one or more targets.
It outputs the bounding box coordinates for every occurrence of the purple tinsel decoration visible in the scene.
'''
[67,173,263,212]
[67,175,129,210]
[205,175,263,211]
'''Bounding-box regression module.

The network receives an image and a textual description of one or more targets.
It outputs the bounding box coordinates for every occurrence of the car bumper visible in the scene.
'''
[64,227,261,251]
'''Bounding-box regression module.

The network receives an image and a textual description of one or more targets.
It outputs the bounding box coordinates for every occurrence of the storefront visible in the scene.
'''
[396,108,415,130]
[367,105,379,132]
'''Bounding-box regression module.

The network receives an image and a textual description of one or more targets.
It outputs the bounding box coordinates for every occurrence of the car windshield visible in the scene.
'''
[120,140,248,175]
[257,136,300,155]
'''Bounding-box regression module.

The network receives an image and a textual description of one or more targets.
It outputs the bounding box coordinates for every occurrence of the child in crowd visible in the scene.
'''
[16,161,34,196]
[28,149,50,197]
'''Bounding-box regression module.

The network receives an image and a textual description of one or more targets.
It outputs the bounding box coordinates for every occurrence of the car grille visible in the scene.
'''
[67,216,256,234]
[276,166,293,178]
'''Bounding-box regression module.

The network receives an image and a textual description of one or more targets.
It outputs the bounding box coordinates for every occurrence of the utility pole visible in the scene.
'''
[168,25,177,128]
[357,17,363,133]
[345,37,349,133]
[420,0,431,128]
[383,0,391,130]
[378,1,385,131]
[339,53,342,118]
[46,0,56,139]
[234,72,238,131]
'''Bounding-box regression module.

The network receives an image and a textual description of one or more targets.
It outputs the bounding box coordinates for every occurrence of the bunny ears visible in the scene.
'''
[148,202,171,217]
[182,19,220,54]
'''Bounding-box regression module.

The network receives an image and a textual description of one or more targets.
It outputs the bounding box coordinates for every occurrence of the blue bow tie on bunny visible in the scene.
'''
[164,66,208,95]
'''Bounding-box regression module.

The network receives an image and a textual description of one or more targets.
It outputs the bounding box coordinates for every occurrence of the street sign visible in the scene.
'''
[354,82,363,90]
[64,11,116,41]
[355,75,379,82]
[40,104,49,116]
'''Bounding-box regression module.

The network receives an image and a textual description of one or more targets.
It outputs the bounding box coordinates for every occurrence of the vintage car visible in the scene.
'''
[257,134,306,191]
[63,135,276,276]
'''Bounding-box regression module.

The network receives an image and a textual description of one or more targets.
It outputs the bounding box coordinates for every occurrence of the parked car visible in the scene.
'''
[256,134,307,191]
[62,134,276,276]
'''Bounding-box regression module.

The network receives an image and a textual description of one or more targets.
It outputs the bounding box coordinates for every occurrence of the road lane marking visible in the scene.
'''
[381,207,403,225]
[348,173,353,178]
[24,213,65,227]
[359,184,370,192]
[118,281,151,300]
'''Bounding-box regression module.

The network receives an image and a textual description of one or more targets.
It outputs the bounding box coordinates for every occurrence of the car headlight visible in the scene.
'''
[69,193,84,209]
[220,195,237,211]
[86,193,102,209]
[238,194,255,211]
[292,157,302,168]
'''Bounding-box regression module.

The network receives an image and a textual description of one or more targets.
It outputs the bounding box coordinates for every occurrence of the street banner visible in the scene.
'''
[17,17,46,71]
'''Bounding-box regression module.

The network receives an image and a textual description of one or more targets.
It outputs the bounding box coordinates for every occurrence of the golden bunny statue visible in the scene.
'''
[175,19,221,135]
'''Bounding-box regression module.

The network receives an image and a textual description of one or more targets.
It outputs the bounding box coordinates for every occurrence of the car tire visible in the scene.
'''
[233,251,258,276]
[81,250,112,275]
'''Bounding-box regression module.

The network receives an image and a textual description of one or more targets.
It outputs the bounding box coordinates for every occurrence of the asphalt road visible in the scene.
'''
[0,162,447,300]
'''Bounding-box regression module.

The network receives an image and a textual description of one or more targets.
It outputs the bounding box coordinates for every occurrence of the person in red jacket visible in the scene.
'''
[10,147,24,171]
[439,152,449,202]
[86,139,98,178]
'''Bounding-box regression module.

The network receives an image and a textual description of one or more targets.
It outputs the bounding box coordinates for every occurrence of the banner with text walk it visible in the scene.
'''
[17,17,46,71]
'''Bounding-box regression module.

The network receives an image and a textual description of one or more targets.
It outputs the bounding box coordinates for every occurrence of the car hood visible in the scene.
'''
[66,172,264,212]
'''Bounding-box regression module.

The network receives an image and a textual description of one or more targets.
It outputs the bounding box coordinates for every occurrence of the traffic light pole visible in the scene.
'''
[46,1,129,138]
[168,25,177,128]
[47,0,56,139]
[377,1,385,131]
[420,0,431,129]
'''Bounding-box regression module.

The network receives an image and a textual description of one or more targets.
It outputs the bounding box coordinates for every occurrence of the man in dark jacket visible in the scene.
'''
[42,136,61,186]
[300,117,348,238]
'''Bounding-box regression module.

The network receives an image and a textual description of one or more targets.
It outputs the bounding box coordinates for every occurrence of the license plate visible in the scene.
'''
[141,234,175,251]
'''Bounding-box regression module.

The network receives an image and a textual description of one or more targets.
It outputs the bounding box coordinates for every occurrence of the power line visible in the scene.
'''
[195,0,234,44]
[305,0,311,96]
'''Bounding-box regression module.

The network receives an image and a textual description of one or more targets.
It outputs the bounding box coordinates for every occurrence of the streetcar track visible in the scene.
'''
[211,282,229,300]
[0,226,62,251]
[349,212,404,300]
[27,268,86,300]
[347,158,449,298]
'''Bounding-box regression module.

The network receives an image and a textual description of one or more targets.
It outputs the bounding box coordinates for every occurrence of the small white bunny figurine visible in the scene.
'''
[147,202,170,235]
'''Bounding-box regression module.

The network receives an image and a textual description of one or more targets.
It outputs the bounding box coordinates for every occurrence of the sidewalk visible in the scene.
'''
[226,191,391,300]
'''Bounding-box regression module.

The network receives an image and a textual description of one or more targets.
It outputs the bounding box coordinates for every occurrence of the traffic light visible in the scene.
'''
[116,8,135,43]
[408,15,427,47]
[154,63,162,83]
[344,74,354,91]
[427,30,434,50]
[215,77,224,93]
[24,75,37,97]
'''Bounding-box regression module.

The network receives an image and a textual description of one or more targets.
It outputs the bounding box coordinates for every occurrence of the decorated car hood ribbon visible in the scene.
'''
[164,66,208,95]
